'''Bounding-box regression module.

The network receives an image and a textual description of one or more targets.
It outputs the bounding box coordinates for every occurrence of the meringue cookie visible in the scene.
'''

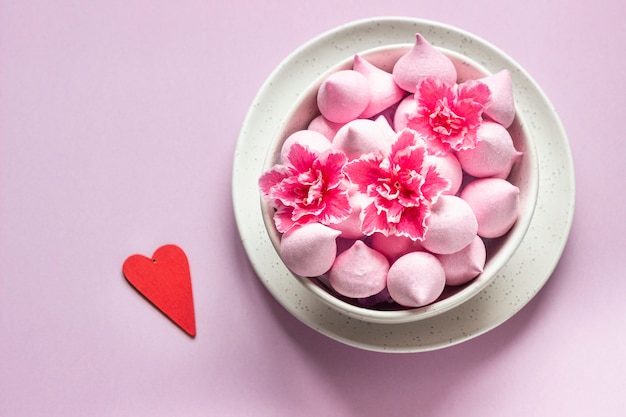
[479,70,516,128]
[279,223,341,277]
[370,232,424,263]
[392,33,457,92]
[436,236,486,286]
[426,153,463,195]
[317,70,371,123]
[392,94,418,132]
[329,240,390,298]
[456,121,522,179]
[353,54,406,119]
[460,178,520,238]
[421,195,478,255]
[387,251,446,307]
[373,115,398,143]
[280,129,332,164]
[307,115,345,141]
[332,117,393,159]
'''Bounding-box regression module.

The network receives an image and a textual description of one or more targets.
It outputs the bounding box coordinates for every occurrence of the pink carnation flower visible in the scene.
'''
[344,129,450,241]
[407,78,491,155]
[259,143,351,233]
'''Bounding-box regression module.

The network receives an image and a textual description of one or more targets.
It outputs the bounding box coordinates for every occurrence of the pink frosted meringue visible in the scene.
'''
[353,54,406,118]
[392,94,417,132]
[460,178,520,238]
[332,117,394,160]
[317,70,371,123]
[426,153,463,195]
[307,115,345,141]
[421,195,478,255]
[280,129,332,163]
[329,240,390,298]
[392,33,457,92]
[479,69,516,128]
[373,114,398,142]
[436,235,486,286]
[279,223,341,277]
[387,251,446,307]
[456,121,522,179]
[370,232,424,263]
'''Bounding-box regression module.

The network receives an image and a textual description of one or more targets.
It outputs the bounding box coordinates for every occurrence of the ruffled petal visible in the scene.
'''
[286,143,319,171]
[457,80,491,106]
[316,150,348,190]
[396,205,429,240]
[360,202,389,236]
[344,155,386,193]
[420,166,450,203]
[258,165,295,196]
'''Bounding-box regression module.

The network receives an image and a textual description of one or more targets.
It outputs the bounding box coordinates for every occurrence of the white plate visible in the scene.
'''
[232,17,575,352]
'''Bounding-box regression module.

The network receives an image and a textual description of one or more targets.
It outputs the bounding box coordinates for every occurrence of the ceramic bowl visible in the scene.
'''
[259,39,538,324]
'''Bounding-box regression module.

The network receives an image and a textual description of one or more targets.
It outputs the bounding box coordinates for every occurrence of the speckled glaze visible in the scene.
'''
[232,17,575,352]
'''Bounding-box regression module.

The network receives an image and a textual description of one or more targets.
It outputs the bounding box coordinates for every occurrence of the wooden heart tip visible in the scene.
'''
[185,326,196,338]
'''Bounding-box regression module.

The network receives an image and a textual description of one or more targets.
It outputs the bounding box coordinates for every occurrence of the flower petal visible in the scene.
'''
[395,205,429,240]
[286,143,319,171]
[316,150,348,190]
[258,165,294,196]
[420,166,450,203]
[273,203,296,233]
[360,202,390,236]
[391,128,419,156]
[457,80,491,105]
[344,155,386,193]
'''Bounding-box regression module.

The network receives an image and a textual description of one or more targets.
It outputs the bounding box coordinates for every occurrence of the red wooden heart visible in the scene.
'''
[123,244,196,337]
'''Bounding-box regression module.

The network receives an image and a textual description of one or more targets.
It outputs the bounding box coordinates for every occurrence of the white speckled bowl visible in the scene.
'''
[234,17,574,351]
[259,41,539,324]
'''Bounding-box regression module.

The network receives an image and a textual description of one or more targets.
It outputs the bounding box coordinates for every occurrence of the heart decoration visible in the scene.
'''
[123,244,196,337]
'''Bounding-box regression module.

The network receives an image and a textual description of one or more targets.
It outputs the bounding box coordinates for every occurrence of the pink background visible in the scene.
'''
[1,0,624,416]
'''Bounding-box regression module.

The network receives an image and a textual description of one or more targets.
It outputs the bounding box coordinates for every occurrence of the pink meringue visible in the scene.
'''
[479,70,516,128]
[332,117,394,160]
[421,195,478,255]
[280,129,332,163]
[456,121,522,179]
[373,114,398,142]
[436,235,486,286]
[370,232,424,263]
[426,153,463,195]
[353,54,406,119]
[392,94,417,132]
[279,223,341,277]
[460,178,520,238]
[329,240,390,298]
[392,33,457,92]
[307,115,345,141]
[387,251,446,307]
[317,70,371,123]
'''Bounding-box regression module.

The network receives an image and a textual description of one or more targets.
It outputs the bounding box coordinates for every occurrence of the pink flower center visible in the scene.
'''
[429,97,465,136]
[377,179,400,200]
[298,170,324,206]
